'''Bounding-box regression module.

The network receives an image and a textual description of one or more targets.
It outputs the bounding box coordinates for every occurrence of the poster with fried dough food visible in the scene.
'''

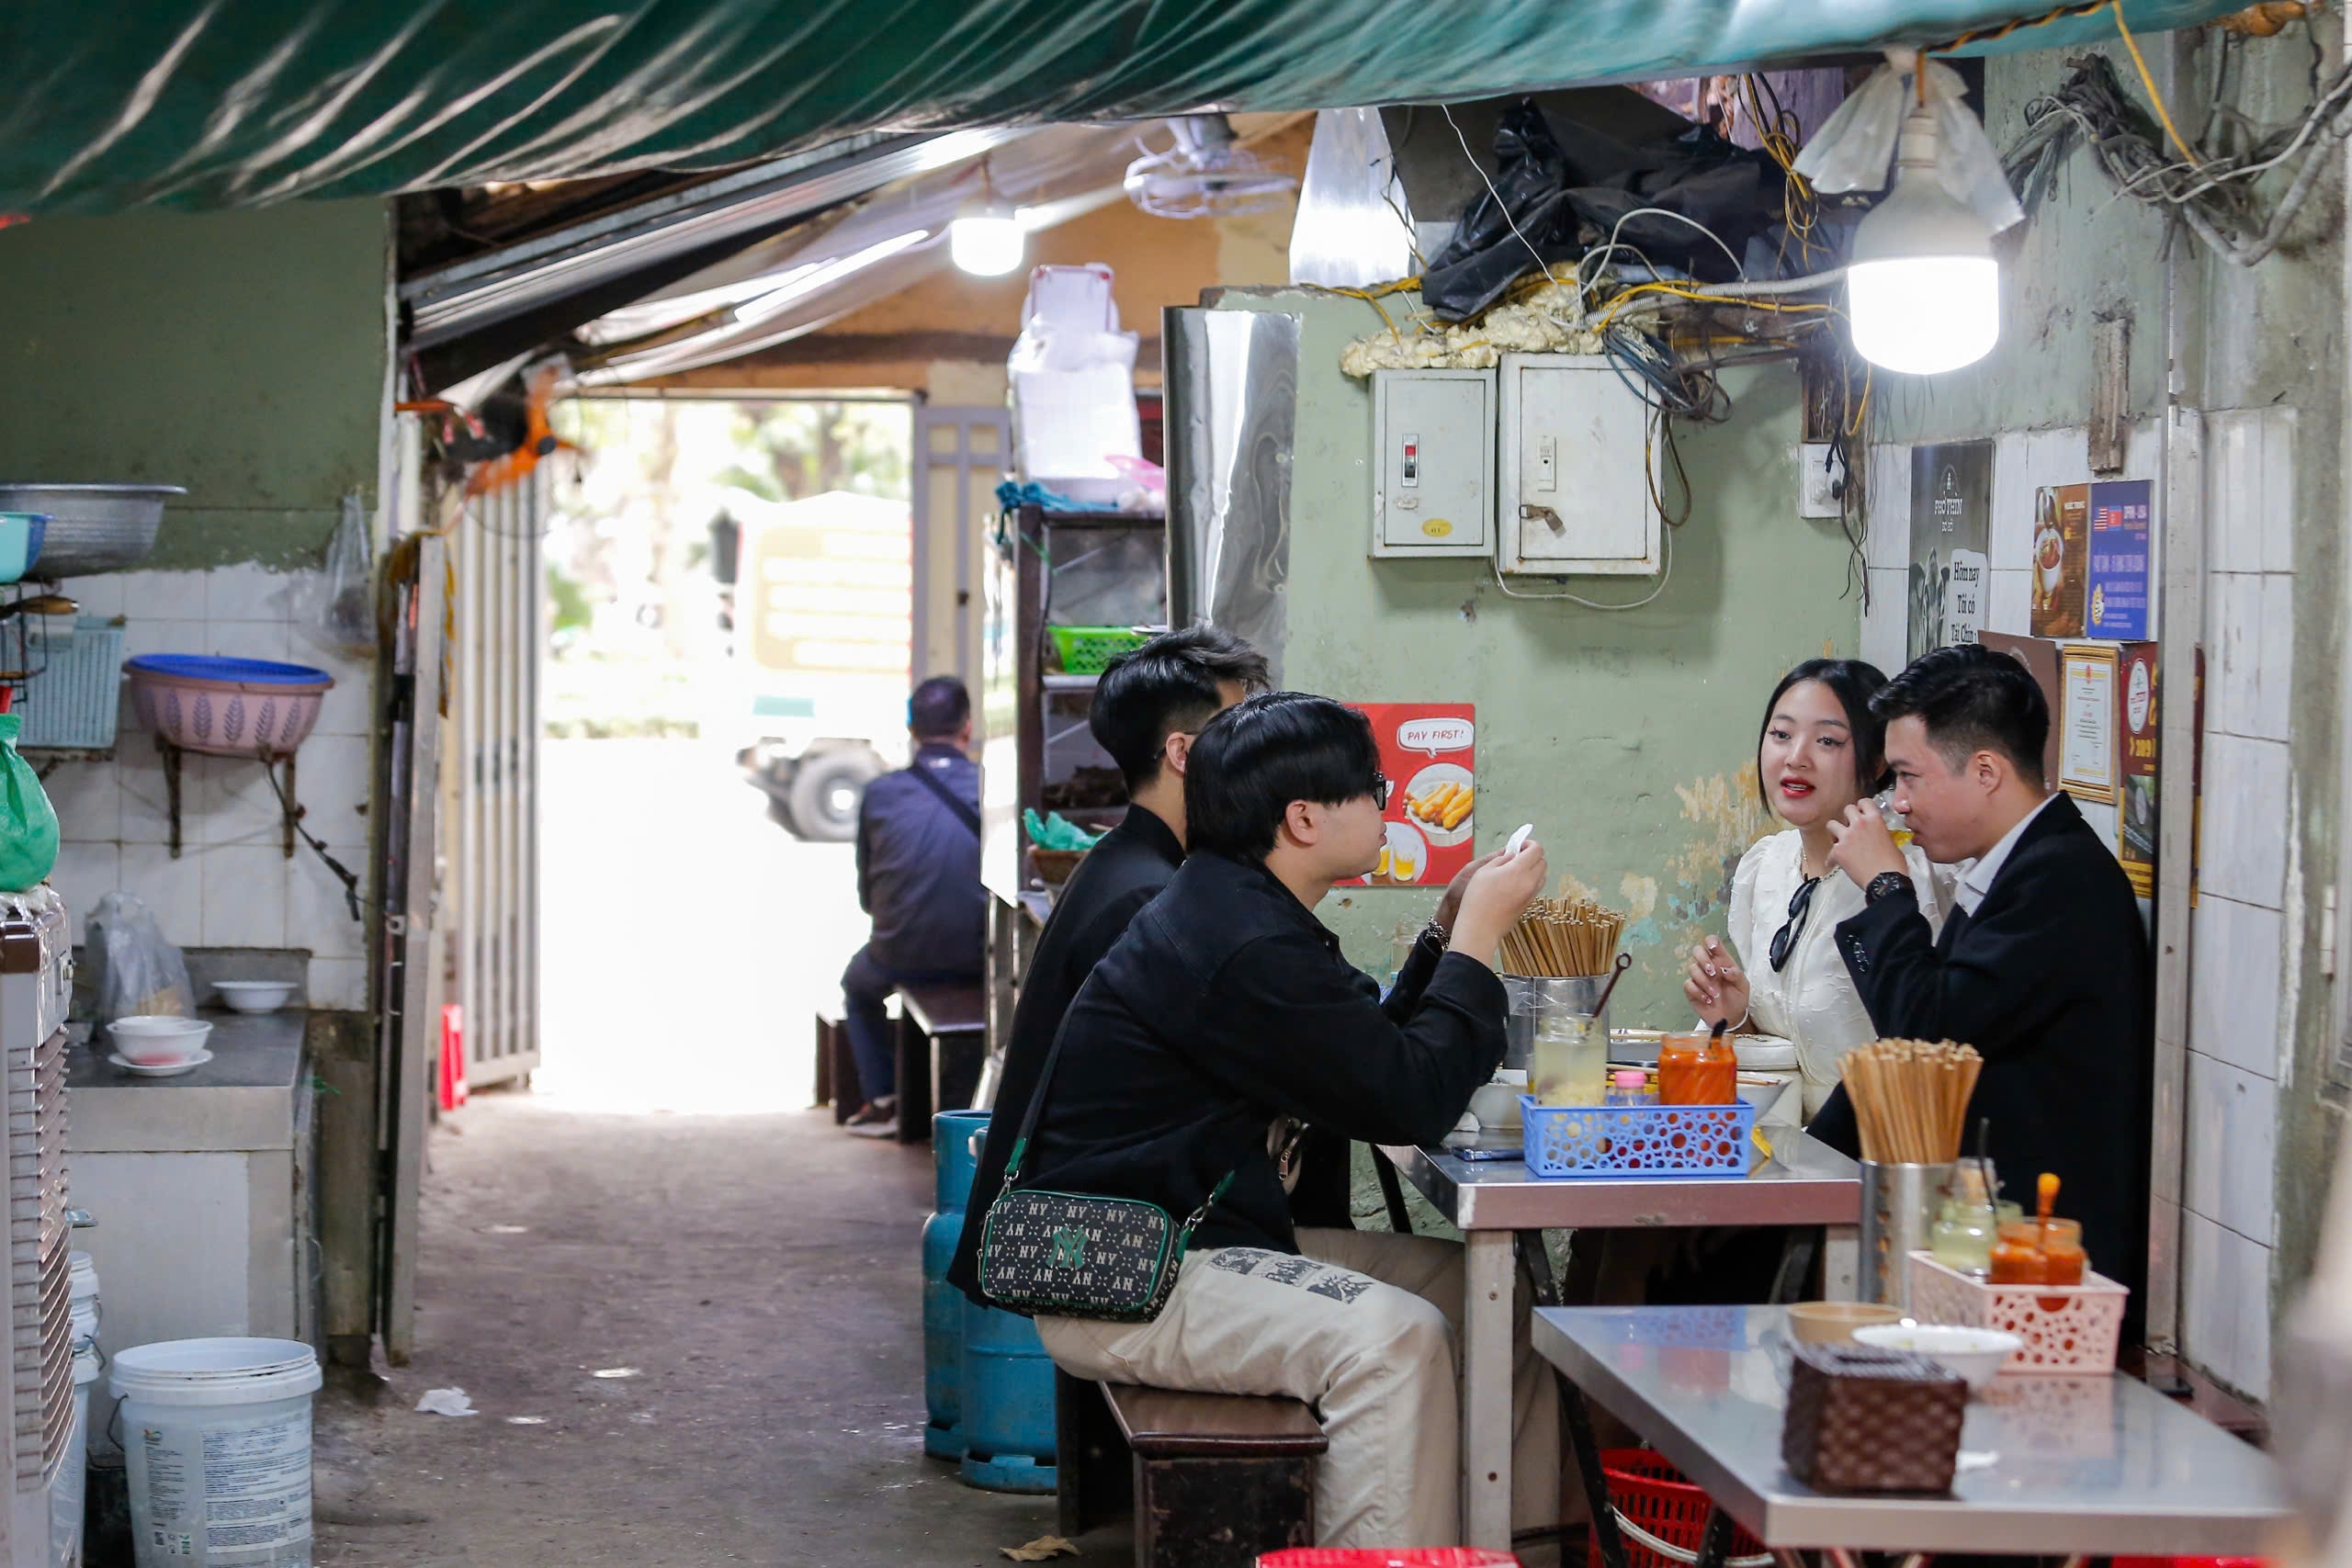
[1350,703,1476,887]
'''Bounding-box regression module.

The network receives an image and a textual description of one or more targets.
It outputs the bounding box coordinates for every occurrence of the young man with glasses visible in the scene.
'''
[950,626,1268,1308]
[1000,693,1561,1547]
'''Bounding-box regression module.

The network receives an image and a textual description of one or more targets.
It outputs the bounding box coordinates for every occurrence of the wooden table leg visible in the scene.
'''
[1462,1229,1515,1549]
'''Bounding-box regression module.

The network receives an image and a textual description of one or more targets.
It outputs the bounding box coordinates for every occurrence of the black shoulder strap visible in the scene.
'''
[906,760,981,840]
[994,1008,1072,1199]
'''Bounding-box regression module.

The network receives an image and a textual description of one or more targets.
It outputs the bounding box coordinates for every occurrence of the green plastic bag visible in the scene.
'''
[0,715,59,892]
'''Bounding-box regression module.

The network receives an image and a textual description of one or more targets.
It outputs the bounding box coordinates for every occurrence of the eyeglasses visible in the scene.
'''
[1768,874,1822,972]
[1371,772,1393,809]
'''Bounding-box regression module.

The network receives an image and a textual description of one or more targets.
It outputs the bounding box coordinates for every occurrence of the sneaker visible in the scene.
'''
[844,1095,898,1130]
[845,1116,901,1140]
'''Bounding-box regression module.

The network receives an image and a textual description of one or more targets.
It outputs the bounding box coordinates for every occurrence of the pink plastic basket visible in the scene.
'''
[1905,1251,2129,1373]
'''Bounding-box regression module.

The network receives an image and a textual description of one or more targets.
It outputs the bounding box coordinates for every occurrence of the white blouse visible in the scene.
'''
[1724,829,1958,1120]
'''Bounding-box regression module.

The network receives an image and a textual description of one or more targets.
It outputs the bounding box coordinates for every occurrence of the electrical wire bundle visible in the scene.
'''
[2005,41,2352,267]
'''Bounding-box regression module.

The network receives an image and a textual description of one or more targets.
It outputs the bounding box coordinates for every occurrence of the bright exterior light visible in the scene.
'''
[1846,107,1999,375]
[950,197,1024,276]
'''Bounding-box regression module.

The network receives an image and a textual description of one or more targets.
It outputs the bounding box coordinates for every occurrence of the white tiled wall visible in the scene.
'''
[43,564,376,1011]
[2179,405,2296,1401]
[1865,416,2289,1399]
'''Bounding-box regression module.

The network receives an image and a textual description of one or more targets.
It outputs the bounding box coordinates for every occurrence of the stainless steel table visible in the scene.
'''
[1377,1135,1863,1550]
[1533,1304,2291,1564]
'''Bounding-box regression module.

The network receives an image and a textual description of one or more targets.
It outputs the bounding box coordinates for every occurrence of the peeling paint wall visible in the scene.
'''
[1204,288,1861,1024]
[0,201,392,570]
[1868,28,2346,1402]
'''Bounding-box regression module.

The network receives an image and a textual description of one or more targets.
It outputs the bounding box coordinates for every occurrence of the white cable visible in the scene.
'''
[1602,205,1747,281]
[1675,268,1846,298]
[1608,1506,1775,1568]
[1490,515,1672,610]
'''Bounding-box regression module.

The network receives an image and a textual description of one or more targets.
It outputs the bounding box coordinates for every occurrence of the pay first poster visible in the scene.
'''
[1351,703,1476,886]
[1909,441,1993,660]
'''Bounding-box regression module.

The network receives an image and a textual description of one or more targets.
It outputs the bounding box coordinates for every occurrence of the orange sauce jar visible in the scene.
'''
[1657,1032,1738,1106]
[1988,1235,2048,1284]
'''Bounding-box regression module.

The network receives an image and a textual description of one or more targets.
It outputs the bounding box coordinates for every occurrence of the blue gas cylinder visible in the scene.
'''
[922,1110,991,1460]
[959,1285,1057,1492]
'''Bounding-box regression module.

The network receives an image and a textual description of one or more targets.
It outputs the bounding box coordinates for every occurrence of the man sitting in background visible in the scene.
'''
[838,676,983,1138]
[950,626,1268,1305]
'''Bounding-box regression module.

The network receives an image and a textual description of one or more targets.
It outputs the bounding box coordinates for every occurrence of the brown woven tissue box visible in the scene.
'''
[1782,1342,1968,1494]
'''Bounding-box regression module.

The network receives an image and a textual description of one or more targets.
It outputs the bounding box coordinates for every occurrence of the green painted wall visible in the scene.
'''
[0,201,390,569]
[1208,289,1864,1025]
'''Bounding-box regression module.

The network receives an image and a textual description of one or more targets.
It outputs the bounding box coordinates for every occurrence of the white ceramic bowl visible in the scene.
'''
[1852,1322,2024,1390]
[104,1016,212,1066]
[213,981,296,1014]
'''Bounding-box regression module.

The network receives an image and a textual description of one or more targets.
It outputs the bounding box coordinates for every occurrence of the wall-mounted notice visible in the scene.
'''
[2117,642,2160,898]
[2060,643,2120,805]
[2086,479,2154,638]
[1909,441,1993,660]
[1351,703,1476,886]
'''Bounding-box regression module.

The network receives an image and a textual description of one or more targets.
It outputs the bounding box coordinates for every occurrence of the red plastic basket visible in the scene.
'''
[1588,1450,1765,1568]
[1258,1553,1518,1567]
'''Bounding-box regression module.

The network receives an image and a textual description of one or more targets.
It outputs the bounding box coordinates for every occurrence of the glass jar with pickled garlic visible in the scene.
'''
[1929,1160,2000,1278]
[1657,1032,1737,1106]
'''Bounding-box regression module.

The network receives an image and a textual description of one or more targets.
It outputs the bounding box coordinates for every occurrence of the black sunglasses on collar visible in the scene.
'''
[1769,874,1822,972]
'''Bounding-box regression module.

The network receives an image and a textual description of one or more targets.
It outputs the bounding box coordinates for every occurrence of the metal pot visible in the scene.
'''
[0,484,184,577]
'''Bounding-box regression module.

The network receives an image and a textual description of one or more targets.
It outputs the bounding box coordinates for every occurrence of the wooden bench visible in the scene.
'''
[813,1003,856,1124]
[897,982,987,1143]
[1057,1371,1325,1568]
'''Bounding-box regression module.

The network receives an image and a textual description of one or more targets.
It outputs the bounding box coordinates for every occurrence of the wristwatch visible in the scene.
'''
[1864,871,1916,906]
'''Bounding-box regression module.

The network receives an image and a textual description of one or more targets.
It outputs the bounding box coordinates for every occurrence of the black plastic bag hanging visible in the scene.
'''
[1419,100,1790,321]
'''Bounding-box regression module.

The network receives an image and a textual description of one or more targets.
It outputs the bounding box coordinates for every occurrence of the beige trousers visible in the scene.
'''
[1036,1227,1561,1548]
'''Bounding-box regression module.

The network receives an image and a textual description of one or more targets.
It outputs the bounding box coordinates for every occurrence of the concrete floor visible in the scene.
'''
[312,739,1071,1566]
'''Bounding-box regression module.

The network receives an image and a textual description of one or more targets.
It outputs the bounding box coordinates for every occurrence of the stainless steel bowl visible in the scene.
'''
[0,483,185,576]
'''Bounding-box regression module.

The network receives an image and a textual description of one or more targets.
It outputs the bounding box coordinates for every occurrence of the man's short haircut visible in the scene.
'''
[909,676,972,741]
[1871,643,2049,786]
[1185,693,1382,862]
[1091,626,1272,791]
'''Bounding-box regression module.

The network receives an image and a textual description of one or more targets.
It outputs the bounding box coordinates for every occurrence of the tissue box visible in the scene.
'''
[1781,1342,1967,1494]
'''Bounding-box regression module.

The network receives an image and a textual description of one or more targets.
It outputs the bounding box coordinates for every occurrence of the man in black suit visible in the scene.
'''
[1817,643,2154,1309]
[948,626,1268,1306]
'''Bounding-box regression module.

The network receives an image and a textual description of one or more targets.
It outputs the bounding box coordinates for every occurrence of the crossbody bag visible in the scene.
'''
[975,1023,1233,1323]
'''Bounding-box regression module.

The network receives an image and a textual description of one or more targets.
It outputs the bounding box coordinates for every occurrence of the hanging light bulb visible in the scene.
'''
[1847,102,1999,375]
[950,159,1024,276]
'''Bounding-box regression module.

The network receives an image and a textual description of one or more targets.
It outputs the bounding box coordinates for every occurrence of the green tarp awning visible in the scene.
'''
[2,0,2243,213]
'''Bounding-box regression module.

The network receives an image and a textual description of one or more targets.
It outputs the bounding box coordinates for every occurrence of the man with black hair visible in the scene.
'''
[839,675,983,1137]
[1818,642,2154,1311]
[949,626,1268,1303]
[999,693,1559,1547]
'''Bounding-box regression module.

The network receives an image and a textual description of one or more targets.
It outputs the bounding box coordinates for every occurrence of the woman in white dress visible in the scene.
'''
[1684,659,1954,1122]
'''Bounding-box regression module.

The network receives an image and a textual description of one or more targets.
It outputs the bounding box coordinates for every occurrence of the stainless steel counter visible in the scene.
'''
[1378,1133,1862,1232]
[1533,1304,2290,1558]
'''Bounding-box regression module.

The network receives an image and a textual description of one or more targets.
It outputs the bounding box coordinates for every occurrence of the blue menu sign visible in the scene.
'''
[2086,479,2153,638]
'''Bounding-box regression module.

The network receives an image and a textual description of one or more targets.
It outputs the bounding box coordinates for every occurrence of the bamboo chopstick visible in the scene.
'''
[1499,895,1628,977]
[1838,1039,1984,1164]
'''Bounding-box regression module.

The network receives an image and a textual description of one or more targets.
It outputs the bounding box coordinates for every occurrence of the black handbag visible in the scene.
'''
[975,1024,1232,1323]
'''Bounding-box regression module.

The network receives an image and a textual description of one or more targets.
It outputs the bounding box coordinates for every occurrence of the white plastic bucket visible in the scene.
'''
[110,1338,321,1568]
[56,1345,99,1568]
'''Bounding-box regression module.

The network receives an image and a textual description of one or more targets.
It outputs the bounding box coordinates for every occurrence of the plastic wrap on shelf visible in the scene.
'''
[1165,308,1297,682]
[1288,107,1415,289]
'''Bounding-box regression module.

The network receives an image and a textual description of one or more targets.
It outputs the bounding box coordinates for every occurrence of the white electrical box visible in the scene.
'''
[1497,354,1660,576]
[1370,368,1494,558]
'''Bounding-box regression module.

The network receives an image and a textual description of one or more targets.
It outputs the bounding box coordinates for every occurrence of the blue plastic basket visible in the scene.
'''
[1519,1094,1759,1179]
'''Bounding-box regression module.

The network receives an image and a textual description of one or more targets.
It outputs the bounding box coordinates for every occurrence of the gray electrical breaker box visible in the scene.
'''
[1370,368,1494,558]
[1497,354,1660,576]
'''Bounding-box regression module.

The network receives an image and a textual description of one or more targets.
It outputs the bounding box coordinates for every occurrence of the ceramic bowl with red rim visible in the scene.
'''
[124,655,334,758]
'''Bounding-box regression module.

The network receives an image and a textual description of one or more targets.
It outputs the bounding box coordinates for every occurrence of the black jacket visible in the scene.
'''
[948,807,1186,1304]
[1812,793,2154,1302]
[854,743,984,973]
[1007,851,1506,1258]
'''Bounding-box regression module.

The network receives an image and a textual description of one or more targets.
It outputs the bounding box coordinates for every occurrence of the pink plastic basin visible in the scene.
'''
[124,655,334,759]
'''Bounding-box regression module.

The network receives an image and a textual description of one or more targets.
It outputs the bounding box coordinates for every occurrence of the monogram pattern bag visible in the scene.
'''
[975,1026,1232,1323]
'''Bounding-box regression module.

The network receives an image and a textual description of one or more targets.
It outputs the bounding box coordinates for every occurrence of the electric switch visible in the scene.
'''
[1536,434,1557,492]
[1401,434,1419,487]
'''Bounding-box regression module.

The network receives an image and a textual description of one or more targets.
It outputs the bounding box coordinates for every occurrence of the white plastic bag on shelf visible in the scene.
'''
[1793,58,2025,235]
[297,491,376,660]
[1010,297,1142,502]
[86,891,193,1023]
